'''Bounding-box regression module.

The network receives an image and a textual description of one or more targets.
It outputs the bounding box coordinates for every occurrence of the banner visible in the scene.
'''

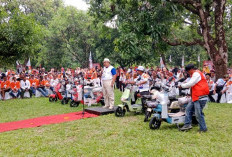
[181,56,184,67]
[26,58,32,73]
[169,55,172,62]
[160,57,164,68]
[89,52,93,69]
[92,63,101,70]
[198,54,200,62]
[203,60,214,74]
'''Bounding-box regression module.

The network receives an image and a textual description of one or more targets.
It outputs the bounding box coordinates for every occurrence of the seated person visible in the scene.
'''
[50,75,59,91]
[213,74,230,103]
[29,75,38,95]
[9,77,21,98]
[44,75,52,91]
[1,75,11,100]
[20,76,32,98]
[128,66,150,111]
[36,76,48,97]
[206,73,216,102]
[210,70,216,82]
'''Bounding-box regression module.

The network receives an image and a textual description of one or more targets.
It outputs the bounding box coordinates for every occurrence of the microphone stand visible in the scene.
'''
[81,75,85,117]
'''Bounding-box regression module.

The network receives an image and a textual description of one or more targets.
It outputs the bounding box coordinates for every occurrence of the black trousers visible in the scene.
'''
[21,88,32,98]
[217,91,226,103]
[116,76,120,89]
[208,91,215,102]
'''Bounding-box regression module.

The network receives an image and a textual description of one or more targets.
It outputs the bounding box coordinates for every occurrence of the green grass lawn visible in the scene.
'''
[0,90,232,156]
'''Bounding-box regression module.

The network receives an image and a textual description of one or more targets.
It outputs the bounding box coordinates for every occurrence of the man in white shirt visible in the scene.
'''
[213,75,229,103]
[130,66,150,112]
[101,58,117,110]
[20,76,32,98]
[50,75,59,91]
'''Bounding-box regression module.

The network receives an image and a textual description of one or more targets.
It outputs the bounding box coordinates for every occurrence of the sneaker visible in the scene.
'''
[103,106,109,109]
[180,125,192,131]
[198,129,208,133]
[109,106,114,110]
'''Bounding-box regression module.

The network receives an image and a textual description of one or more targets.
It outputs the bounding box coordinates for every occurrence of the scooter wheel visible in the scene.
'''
[144,111,150,122]
[54,97,58,102]
[70,100,80,107]
[61,99,66,105]
[115,107,126,117]
[49,97,53,102]
[149,116,161,129]
[100,100,105,106]
[65,99,69,104]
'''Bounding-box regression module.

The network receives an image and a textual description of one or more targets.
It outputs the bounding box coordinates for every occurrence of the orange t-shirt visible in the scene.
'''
[226,81,232,87]
[91,72,97,79]
[30,79,39,87]
[44,80,50,87]
[40,80,48,86]
[36,80,46,87]
[10,81,20,90]
[1,80,11,89]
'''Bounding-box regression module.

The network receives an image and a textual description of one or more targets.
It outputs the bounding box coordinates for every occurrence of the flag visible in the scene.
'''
[198,54,200,62]
[160,57,164,68]
[26,58,31,67]
[89,51,93,69]
[181,56,184,67]
[169,55,172,62]
[16,60,20,65]
[26,58,32,73]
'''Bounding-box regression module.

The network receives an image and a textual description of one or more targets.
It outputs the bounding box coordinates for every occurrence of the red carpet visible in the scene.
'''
[0,112,98,133]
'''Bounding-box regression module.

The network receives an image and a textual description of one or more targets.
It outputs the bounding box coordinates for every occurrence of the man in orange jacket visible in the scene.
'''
[179,64,209,132]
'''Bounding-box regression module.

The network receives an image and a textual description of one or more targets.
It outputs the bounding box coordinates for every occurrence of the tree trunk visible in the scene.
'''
[167,0,228,80]
[213,57,227,80]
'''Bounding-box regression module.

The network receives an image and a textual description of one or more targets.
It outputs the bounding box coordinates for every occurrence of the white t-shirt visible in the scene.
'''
[136,73,150,92]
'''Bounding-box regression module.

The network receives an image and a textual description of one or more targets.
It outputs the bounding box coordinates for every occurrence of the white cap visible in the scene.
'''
[137,66,145,71]
[103,58,110,62]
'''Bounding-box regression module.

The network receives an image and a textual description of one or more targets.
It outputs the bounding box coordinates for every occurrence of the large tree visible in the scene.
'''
[165,0,230,78]
[0,0,43,67]
[38,6,98,68]
[88,0,232,78]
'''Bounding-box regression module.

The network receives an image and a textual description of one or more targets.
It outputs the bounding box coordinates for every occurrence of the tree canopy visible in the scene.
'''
[0,0,232,78]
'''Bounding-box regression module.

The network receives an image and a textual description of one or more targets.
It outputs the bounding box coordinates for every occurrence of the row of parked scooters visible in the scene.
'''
[114,77,198,130]
[48,78,104,107]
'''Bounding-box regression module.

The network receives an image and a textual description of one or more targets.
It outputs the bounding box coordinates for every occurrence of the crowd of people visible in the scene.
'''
[1,64,232,104]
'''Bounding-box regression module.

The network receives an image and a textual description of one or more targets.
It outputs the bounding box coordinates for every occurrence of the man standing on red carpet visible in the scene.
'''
[101,58,117,110]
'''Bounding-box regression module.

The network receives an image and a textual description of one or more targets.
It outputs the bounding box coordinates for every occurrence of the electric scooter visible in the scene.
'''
[115,84,143,117]
[149,84,194,130]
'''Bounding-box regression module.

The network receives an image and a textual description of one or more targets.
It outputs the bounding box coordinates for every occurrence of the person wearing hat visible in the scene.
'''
[102,58,117,110]
[179,64,209,132]
[129,66,150,111]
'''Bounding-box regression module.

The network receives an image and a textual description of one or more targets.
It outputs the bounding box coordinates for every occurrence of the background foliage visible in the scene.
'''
[0,0,232,69]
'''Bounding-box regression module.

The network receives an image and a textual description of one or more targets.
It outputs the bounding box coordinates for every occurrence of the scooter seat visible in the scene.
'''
[142,95,152,99]
[131,104,142,108]
[147,102,158,108]
[168,111,185,117]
